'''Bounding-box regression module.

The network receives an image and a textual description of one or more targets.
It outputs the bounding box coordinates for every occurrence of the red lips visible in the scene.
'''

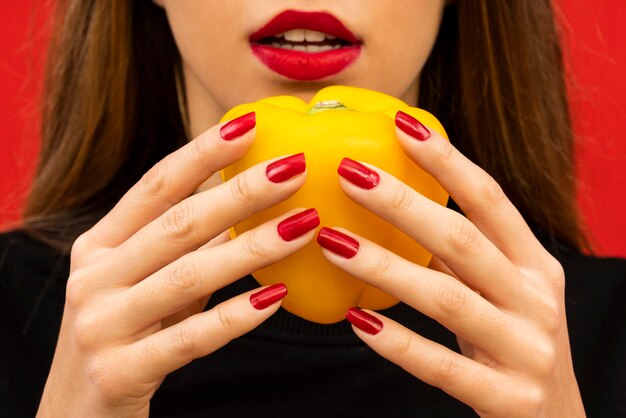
[249,10,362,45]
[248,10,363,81]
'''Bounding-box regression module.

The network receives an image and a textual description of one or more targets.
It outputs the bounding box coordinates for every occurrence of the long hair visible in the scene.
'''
[21,0,588,253]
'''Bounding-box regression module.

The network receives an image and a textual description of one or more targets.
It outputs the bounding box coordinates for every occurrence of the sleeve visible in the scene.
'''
[0,231,69,417]
[561,249,626,418]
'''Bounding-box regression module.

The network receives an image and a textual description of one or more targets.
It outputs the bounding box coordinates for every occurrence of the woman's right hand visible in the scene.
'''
[36,112,318,417]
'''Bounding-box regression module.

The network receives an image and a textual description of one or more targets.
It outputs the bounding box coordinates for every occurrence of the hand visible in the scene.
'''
[317,111,586,417]
[37,112,319,417]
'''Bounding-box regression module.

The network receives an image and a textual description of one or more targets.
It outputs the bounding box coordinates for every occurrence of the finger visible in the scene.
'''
[160,296,210,330]
[157,229,230,320]
[318,227,532,364]
[347,308,527,417]
[85,112,257,248]
[198,229,231,250]
[429,255,481,296]
[117,207,319,334]
[394,111,550,268]
[428,255,459,280]
[125,284,287,383]
[337,159,525,307]
[108,152,307,286]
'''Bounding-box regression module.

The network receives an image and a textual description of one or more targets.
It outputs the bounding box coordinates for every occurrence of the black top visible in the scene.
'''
[1,229,625,417]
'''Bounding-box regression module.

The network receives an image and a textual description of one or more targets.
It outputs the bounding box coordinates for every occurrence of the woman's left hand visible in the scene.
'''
[318,111,586,418]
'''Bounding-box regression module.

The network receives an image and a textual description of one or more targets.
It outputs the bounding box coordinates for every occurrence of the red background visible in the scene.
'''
[1,1,625,257]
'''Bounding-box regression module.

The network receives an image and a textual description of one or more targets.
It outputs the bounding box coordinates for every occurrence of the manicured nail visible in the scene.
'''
[346,307,383,335]
[277,208,320,241]
[250,283,288,310]
[316,227,359,258]
[266,153,306,183]
[220,111,256,140]
[338,158,380,189]
[395,111,431,141]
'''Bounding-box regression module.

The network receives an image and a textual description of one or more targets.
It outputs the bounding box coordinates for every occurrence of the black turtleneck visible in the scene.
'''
[1,229,625,417]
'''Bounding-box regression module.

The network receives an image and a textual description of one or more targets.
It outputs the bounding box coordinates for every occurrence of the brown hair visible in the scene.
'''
[21,0,588,253]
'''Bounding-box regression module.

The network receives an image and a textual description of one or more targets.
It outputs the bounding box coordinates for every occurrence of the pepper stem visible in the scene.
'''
[306,100,348,115]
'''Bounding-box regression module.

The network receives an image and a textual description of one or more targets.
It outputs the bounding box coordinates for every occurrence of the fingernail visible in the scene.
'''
[395,111,431,141]
[346,307,383,335]
[316,227,359,259]
[338,158,380,189]
[220,111,256,141]
[277,208,320,241]
[266,153,306,183]
[250,283,288,310]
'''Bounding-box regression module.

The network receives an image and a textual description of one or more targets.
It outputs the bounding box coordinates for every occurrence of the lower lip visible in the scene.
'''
[250,44,362,81]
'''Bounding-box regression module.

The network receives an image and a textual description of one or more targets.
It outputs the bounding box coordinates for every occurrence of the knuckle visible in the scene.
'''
[65,273,90,309]
[369,252,394,279]
[172,323,199,357]
[138,161,168,198]
[70,234,92,263]
[89,365,117,401]
[193,130,213,159]
[531,340,557,377]
[230,173,255,206]
[447,217,482,255]
[216,303,237,334]
[161,202,194,238]
[392,333,414,358]
[88,357,131,404]
[242,232,269,262]
[435,280,472,316]
[432,355,463,386]
[165,259,199,295]
[388,184,414,212]
[537,298,563,335]
[73,313,101,351]
[518,384,546,415]
[433,138,455,164]
[480,174,507,206]
[544,257,565,289]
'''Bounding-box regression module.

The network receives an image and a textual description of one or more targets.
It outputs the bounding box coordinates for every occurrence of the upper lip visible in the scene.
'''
[249,10,362,45]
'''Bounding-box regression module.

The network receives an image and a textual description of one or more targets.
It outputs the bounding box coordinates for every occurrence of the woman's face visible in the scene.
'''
[156,1,446,136]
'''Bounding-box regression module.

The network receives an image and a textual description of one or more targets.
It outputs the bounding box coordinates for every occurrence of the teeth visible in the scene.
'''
[279,29,338,42]
[267,29,345,52]
[268,43,343,52]
[283,29,306,42]
[304,29,325,42]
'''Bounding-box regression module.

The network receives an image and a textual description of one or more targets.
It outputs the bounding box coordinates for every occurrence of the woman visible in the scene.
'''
[1,0,624,416]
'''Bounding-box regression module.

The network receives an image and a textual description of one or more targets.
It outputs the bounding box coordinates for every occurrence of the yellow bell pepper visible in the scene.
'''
[221,85,449,324]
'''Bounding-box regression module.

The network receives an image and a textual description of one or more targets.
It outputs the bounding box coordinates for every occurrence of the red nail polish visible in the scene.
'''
[266,153,306,183]
[395,111,431,141]
[316,227,359,258]
[346,307,383,335]
[338,158,380,189]
[220,112,256,140]
[277,208,320,241]
[250,283,288,310]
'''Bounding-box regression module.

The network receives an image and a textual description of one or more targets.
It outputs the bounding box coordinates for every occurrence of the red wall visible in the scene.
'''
[559,1,626,257]
[0,0,49,231]
[1,1,625,257]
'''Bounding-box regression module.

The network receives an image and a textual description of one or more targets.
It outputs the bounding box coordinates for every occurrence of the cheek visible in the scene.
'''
[163,1,253,106]
[363,0,445,93]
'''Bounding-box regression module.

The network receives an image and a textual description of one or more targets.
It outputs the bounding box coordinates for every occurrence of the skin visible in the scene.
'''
[37,1,586,417]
